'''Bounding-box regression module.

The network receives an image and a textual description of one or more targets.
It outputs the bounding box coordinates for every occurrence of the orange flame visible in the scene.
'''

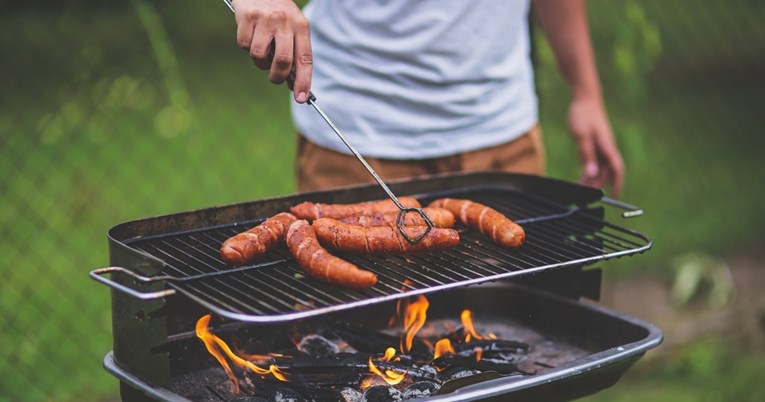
[433,338,455,360]
[388,280,414,327]
[474,347,483,362]
[460,309,483,342]
[196,315,240,394]
[368,347,407,386]
[399,295,429,354]
[195,314,289,394]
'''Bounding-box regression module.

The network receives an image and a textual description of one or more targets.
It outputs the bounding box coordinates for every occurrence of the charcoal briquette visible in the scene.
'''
[360,385,403,402]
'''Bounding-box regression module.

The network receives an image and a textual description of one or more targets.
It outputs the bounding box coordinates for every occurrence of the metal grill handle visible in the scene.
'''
[90,267,176,300]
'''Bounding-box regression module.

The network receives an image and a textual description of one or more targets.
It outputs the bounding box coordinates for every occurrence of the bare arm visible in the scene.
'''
[533,0,624,197]
[232,0,313,103]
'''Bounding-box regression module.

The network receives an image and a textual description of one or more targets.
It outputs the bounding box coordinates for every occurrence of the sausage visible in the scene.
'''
[290,197,422,220]
[220,212,297,266]
[286,220,377,290]
[312,218,460,255]
[338,207,456,228]
[428,198,525,248]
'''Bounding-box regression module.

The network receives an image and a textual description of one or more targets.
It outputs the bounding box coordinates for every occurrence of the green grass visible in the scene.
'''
[1,1,764,401]
[585,337,765,402]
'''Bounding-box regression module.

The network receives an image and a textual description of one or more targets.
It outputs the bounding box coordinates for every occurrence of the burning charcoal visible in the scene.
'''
[437,367,481,382]
[270,386,307,402]
[331,322,431,360]
[401,380,440,399]
[452,339,529,355]
[361,385,403,402]
[339,387,363,402]
[273,353,439,382]
[433,355,520,374]
[296,334,340,358]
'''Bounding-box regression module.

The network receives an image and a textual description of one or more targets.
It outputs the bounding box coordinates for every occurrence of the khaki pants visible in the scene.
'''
[296,125,546,192]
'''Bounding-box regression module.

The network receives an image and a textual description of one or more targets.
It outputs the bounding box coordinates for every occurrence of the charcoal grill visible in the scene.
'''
[92,172,662,401]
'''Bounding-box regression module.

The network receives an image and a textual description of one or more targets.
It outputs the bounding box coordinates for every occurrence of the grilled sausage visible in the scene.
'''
[338,207,456,228]
[312,218,461,255]
[286,220,377,290]
[220,212,297,266]
[428,198,525,248]
[290,197,422,221]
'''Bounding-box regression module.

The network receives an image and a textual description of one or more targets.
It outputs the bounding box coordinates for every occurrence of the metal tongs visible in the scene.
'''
[221,0,435,243]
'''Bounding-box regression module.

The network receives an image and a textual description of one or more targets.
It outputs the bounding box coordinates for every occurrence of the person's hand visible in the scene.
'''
[567,96,624,198]
[233,0,313,103]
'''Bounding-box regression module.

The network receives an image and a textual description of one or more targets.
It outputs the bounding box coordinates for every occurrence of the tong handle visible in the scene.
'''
[307,98,434,243]
[600,197,644,218]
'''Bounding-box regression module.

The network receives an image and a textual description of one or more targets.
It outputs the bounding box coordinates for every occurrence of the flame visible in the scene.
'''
[388,280,414,327]
[359,377,374,390]
[368,347,407,386]
[460,309,484,342]
[474,347,483,362]
[433,338,455,360]
[196,315,240,394]
[399,295,429,354]
[381,346,399,361]
[195,314,289,394]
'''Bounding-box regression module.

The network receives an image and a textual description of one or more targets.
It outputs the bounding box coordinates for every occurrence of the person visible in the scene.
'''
[231,0,624,197]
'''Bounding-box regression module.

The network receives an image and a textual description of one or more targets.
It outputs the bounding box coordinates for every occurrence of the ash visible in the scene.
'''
[297,334,340,358]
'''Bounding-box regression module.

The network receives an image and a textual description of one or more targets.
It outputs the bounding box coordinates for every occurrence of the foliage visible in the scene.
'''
[587,338,765,402]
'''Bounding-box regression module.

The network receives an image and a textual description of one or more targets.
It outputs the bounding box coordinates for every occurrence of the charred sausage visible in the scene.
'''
[286,220,377,290]
[428,198,525,248]
[290,197,422,220]
[312,218,460,255]
[220,212,298,266]
[338,207,456,228]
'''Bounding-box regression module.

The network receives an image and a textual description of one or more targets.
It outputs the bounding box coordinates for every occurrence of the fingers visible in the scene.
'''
[291,19,313,103]
[604,143,624,198]
[575,130,599,185]
[581,136,624,198]
[233,0,312,103]
[569,101,624,197]
[267,29,294,84]
[249,21,275,71]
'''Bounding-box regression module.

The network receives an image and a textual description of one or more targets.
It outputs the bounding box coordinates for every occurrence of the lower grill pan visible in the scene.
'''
[104,282,663,402]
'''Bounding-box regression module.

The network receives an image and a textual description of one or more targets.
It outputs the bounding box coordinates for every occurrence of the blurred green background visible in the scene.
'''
[1,0,764,401]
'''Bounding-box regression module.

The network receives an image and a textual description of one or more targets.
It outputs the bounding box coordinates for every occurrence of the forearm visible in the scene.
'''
[533,0,602,102]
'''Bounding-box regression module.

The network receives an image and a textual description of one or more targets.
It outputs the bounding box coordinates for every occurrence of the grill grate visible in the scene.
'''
[122,187,650,322]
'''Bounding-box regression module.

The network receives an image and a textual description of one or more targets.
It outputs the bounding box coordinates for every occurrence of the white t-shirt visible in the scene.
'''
[291,0,538,159]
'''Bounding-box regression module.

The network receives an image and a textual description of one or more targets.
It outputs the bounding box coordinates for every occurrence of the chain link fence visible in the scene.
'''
[1,1,763,401]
